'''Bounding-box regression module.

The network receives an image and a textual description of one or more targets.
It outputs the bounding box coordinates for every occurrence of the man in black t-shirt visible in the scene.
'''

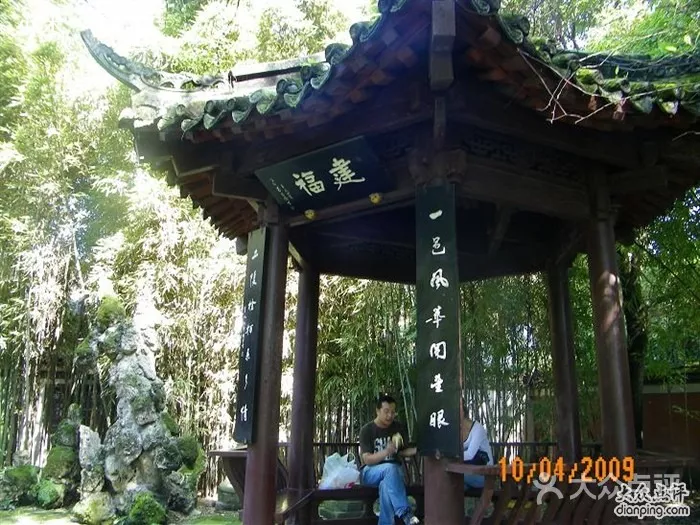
[359,394,419,525]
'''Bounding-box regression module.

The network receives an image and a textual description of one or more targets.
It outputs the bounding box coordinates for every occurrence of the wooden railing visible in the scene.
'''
[276,441,603,485]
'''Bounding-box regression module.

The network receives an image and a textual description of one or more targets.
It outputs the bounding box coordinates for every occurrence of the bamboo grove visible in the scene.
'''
[0,0,699,496]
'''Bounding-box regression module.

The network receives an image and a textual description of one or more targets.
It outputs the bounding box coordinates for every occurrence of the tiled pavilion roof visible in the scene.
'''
[82,0,700,282]
[83,0,700,135]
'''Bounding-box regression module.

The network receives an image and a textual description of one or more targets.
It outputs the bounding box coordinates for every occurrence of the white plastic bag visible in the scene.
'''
[318,452,360,489]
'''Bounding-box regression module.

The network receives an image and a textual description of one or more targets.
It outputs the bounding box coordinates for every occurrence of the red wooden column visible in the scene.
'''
[546,260,582,462]
[243,220,289,525]
[586,175,635,459]
[420,2,463,523]
[286,266,320,525]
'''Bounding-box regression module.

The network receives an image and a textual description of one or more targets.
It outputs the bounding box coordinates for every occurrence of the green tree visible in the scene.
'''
[588,0,700,56]
[255,0,348,62]
[502,0,608,49]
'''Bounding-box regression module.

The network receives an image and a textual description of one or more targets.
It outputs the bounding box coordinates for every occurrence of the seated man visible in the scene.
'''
[461,410,494,490]
[359,394,420,525]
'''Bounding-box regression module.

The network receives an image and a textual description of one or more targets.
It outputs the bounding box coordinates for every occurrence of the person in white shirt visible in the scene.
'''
[461,414,494,489]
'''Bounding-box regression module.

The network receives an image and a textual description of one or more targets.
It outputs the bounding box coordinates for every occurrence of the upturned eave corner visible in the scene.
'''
[80,29,150,92]
[80,29,230,94]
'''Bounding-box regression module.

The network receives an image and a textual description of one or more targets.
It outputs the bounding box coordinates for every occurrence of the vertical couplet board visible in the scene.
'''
[415,184,462,458]
[233,227,269,443]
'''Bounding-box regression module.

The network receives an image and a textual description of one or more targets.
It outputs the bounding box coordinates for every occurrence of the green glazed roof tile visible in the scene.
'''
[80,0,413,136]
[82,0,700,135]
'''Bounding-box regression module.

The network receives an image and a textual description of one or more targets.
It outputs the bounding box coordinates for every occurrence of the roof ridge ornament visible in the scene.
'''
[79,30,225,93]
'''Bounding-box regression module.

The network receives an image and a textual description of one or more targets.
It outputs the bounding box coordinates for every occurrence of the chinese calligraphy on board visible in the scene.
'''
[415,184,462,458]
[255,137,390,213]
[233,227,268,443]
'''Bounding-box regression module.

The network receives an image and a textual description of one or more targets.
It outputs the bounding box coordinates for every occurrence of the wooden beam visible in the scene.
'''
[303,243,549,284]
[610,166,668,195]
[448,78,643,169]
[407,148,589,220]
[212,171,269,201]
[248,200,308,271]
[555,228,584,266]
[430,0,456,91]
[233,79,433,176]
[286,187,416,228]
[458,156,589,220]
[488,205,513,256]
[171,144,220,178]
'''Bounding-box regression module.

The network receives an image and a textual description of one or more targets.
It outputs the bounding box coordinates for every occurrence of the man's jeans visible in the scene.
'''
[361,462,411,525]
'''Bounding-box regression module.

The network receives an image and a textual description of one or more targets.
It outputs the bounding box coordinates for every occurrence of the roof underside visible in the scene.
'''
[82,0,700,283]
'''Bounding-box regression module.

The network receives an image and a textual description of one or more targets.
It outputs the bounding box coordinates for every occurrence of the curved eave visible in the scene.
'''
[82,0,700,137]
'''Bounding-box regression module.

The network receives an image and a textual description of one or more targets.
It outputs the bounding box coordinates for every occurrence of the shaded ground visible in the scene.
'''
[1,492,696,524]
[0,504,242,524]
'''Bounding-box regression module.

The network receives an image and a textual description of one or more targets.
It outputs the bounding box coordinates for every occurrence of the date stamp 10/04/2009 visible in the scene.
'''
[497,457,692,519]
[497,456,636,484]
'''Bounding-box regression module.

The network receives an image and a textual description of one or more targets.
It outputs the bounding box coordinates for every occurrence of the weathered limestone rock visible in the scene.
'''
[68,293,205,522]
[78,427,104,496]
[41,406,83,508]
[72,492,116,525]
[104,420,143,466]
[154,439,182,471]
[141,419,170,452]
[163,471,197,514]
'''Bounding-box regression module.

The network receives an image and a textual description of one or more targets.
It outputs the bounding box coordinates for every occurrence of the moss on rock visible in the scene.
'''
[75,339,92,358]
[4,465,38,492]
[176,436,199,469]
[0,465,39,508]
[160,413,179,437]
[72,492,116,525]
[179,449,206,492]
[43,446,78,481]
[35,479,65,509]
[51,420,79,449]
[154,440,182,471]
[100,327,122,355]
[96,296,126,331]
[575,67,604,86]
[127,492,166,525]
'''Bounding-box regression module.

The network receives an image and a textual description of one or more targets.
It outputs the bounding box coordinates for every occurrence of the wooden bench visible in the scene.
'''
[209,449,304,524]
[211,448,490,524]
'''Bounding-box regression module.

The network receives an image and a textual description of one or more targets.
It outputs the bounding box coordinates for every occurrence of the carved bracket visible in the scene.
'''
[409,148,467,185]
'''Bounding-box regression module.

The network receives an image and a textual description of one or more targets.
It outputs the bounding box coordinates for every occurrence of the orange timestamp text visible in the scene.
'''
[498,456,635,484]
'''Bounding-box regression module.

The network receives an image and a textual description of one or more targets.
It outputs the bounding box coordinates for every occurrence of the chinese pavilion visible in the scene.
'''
[82,0,700,523]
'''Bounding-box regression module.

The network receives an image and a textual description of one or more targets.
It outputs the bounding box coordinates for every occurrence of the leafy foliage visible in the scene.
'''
[161,0,212,36]
[502,0,608,49]
[256,0,348,62]
[588,0,700,56]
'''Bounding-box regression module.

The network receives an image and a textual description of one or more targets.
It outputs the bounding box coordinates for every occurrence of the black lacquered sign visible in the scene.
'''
[233,227,268,443]
[254,136,391,214]
[415,184,462,458]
